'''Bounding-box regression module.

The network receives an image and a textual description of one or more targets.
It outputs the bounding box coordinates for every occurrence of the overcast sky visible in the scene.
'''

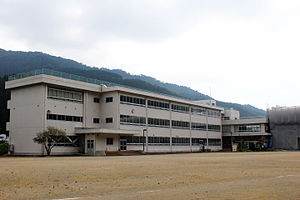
[1,0,300,110]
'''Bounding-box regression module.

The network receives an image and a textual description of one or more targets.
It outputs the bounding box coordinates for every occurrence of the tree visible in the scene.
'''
[33,127,67,156]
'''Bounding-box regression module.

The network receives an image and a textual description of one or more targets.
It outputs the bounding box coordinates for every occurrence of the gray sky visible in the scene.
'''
[1,0,299,110]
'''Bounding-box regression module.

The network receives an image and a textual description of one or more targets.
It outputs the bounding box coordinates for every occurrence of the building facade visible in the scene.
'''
[6,69,223,155]
[268,106,300,150]
[222,109,271,151]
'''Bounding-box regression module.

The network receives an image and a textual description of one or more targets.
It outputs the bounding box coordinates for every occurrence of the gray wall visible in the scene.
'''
[268,107,300,150]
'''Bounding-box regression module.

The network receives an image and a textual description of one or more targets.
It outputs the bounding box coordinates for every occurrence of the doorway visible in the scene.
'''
[120,138,127,151]
[87,139,94,155]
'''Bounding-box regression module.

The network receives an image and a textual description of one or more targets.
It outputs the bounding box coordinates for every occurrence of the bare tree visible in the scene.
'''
[33,127,67,156]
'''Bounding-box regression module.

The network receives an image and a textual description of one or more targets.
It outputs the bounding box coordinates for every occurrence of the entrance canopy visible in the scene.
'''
[75,127,139,135]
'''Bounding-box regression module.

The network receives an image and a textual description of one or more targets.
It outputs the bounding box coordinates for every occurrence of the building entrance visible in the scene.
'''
[120,138,127,151]
[87,139,94,155]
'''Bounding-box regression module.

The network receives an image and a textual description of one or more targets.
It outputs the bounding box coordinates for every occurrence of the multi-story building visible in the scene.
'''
[5,69,223,155]
[222,109,271,151]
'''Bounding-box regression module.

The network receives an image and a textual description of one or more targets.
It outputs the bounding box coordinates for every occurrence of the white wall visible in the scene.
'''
[9,84,46,155]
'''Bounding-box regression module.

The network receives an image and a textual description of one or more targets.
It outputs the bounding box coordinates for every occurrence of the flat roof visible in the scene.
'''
[6,68,224,111]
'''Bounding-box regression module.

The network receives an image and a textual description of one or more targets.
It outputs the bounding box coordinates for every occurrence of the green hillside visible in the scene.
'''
[0,49,265,134]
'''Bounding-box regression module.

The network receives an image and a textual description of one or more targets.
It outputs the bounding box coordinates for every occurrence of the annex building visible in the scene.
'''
[6,69,224,155]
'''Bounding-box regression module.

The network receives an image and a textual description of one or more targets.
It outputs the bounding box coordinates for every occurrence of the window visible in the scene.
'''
[47,113,83,122]
[120,95,146,106]
[191,122,207,130]
[208,124,221,132]
[148,118,170,128]
[122,136,206,147]
[171,104,189,113]
[106,138,113,145]
[106,118,113,123]
[171,120,190,129]
[208,139,221,146]
[148,100,170,110]
[191,107,206,116]
[66,116,73,121]
[207,110,221,118]
[120,115,146,125]
[48,87,83,103]
[172,137,190,145]
[94,97,100,103]
[222,125,231,133]
[106,97,113,103]
[192,138,204,146]
[236,124,261,133]
[93,118,100,124]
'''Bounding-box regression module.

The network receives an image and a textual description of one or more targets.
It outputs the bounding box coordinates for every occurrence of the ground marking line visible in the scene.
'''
[276,174,300,179]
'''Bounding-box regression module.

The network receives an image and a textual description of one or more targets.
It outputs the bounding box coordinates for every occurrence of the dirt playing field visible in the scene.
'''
[0,152,300,200]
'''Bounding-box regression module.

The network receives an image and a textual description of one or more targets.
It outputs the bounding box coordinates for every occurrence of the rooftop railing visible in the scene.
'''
[8,68,196,103]
[8,68,114,86]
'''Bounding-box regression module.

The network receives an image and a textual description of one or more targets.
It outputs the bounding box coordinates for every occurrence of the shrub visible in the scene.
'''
[0,141,9,155]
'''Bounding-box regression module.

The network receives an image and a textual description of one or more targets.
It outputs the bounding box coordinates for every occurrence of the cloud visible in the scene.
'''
[1,0,300,109]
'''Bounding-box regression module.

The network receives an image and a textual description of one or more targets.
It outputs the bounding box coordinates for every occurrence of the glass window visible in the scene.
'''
[120,95,146,106]
[106,118,113,123]
[106,97,113,103]
[94,97,100,103]
[48,87,83,103]
[93,118,100,123]
[106,138,113,145]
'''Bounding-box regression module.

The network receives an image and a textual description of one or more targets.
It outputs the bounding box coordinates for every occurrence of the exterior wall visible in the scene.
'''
[46,98,83,133]
[99,92,120,129]
[271,125,300,150]
[268,107,300,150]
[9,84,46,155]
[223,109,240,120]
[95,134,120,152]
[6,74,224,155]
[83,91,101,128]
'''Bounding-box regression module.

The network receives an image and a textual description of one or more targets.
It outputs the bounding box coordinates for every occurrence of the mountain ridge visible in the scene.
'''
[0,48,266,134]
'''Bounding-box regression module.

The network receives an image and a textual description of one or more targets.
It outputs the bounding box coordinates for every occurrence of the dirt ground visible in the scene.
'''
[0,152,300,200]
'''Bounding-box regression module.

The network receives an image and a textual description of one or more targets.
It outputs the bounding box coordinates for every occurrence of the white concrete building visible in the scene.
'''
[222,109,271,151]
[6,69,223,155]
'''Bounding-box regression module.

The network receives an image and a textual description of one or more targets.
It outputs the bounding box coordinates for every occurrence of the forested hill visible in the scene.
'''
[0,49,265,128]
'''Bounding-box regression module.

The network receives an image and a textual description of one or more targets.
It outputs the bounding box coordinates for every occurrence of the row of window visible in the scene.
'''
[208,124,221,132]
[148,118,170,127]
[93,118,113,124]
[93,97,113,103]
[191,122,207,130]
[222,125,262,133]
[121,136,221,146]
[172,120,190,129]
[171,104,189,113]
[47,114,83,122]
[148,100,170,109]
[120,115,146,125]
[48,88,220,118]
[236,125,261,133]
[120,115,221,132]
[120,95,221,118]
[48,87,83,103]
[120,95,146,106]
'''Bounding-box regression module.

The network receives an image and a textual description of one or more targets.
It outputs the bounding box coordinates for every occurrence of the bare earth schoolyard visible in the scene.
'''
[0,152,300,200]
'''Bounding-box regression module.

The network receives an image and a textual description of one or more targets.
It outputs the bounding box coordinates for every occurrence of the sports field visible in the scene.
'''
[0,151,300,200]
